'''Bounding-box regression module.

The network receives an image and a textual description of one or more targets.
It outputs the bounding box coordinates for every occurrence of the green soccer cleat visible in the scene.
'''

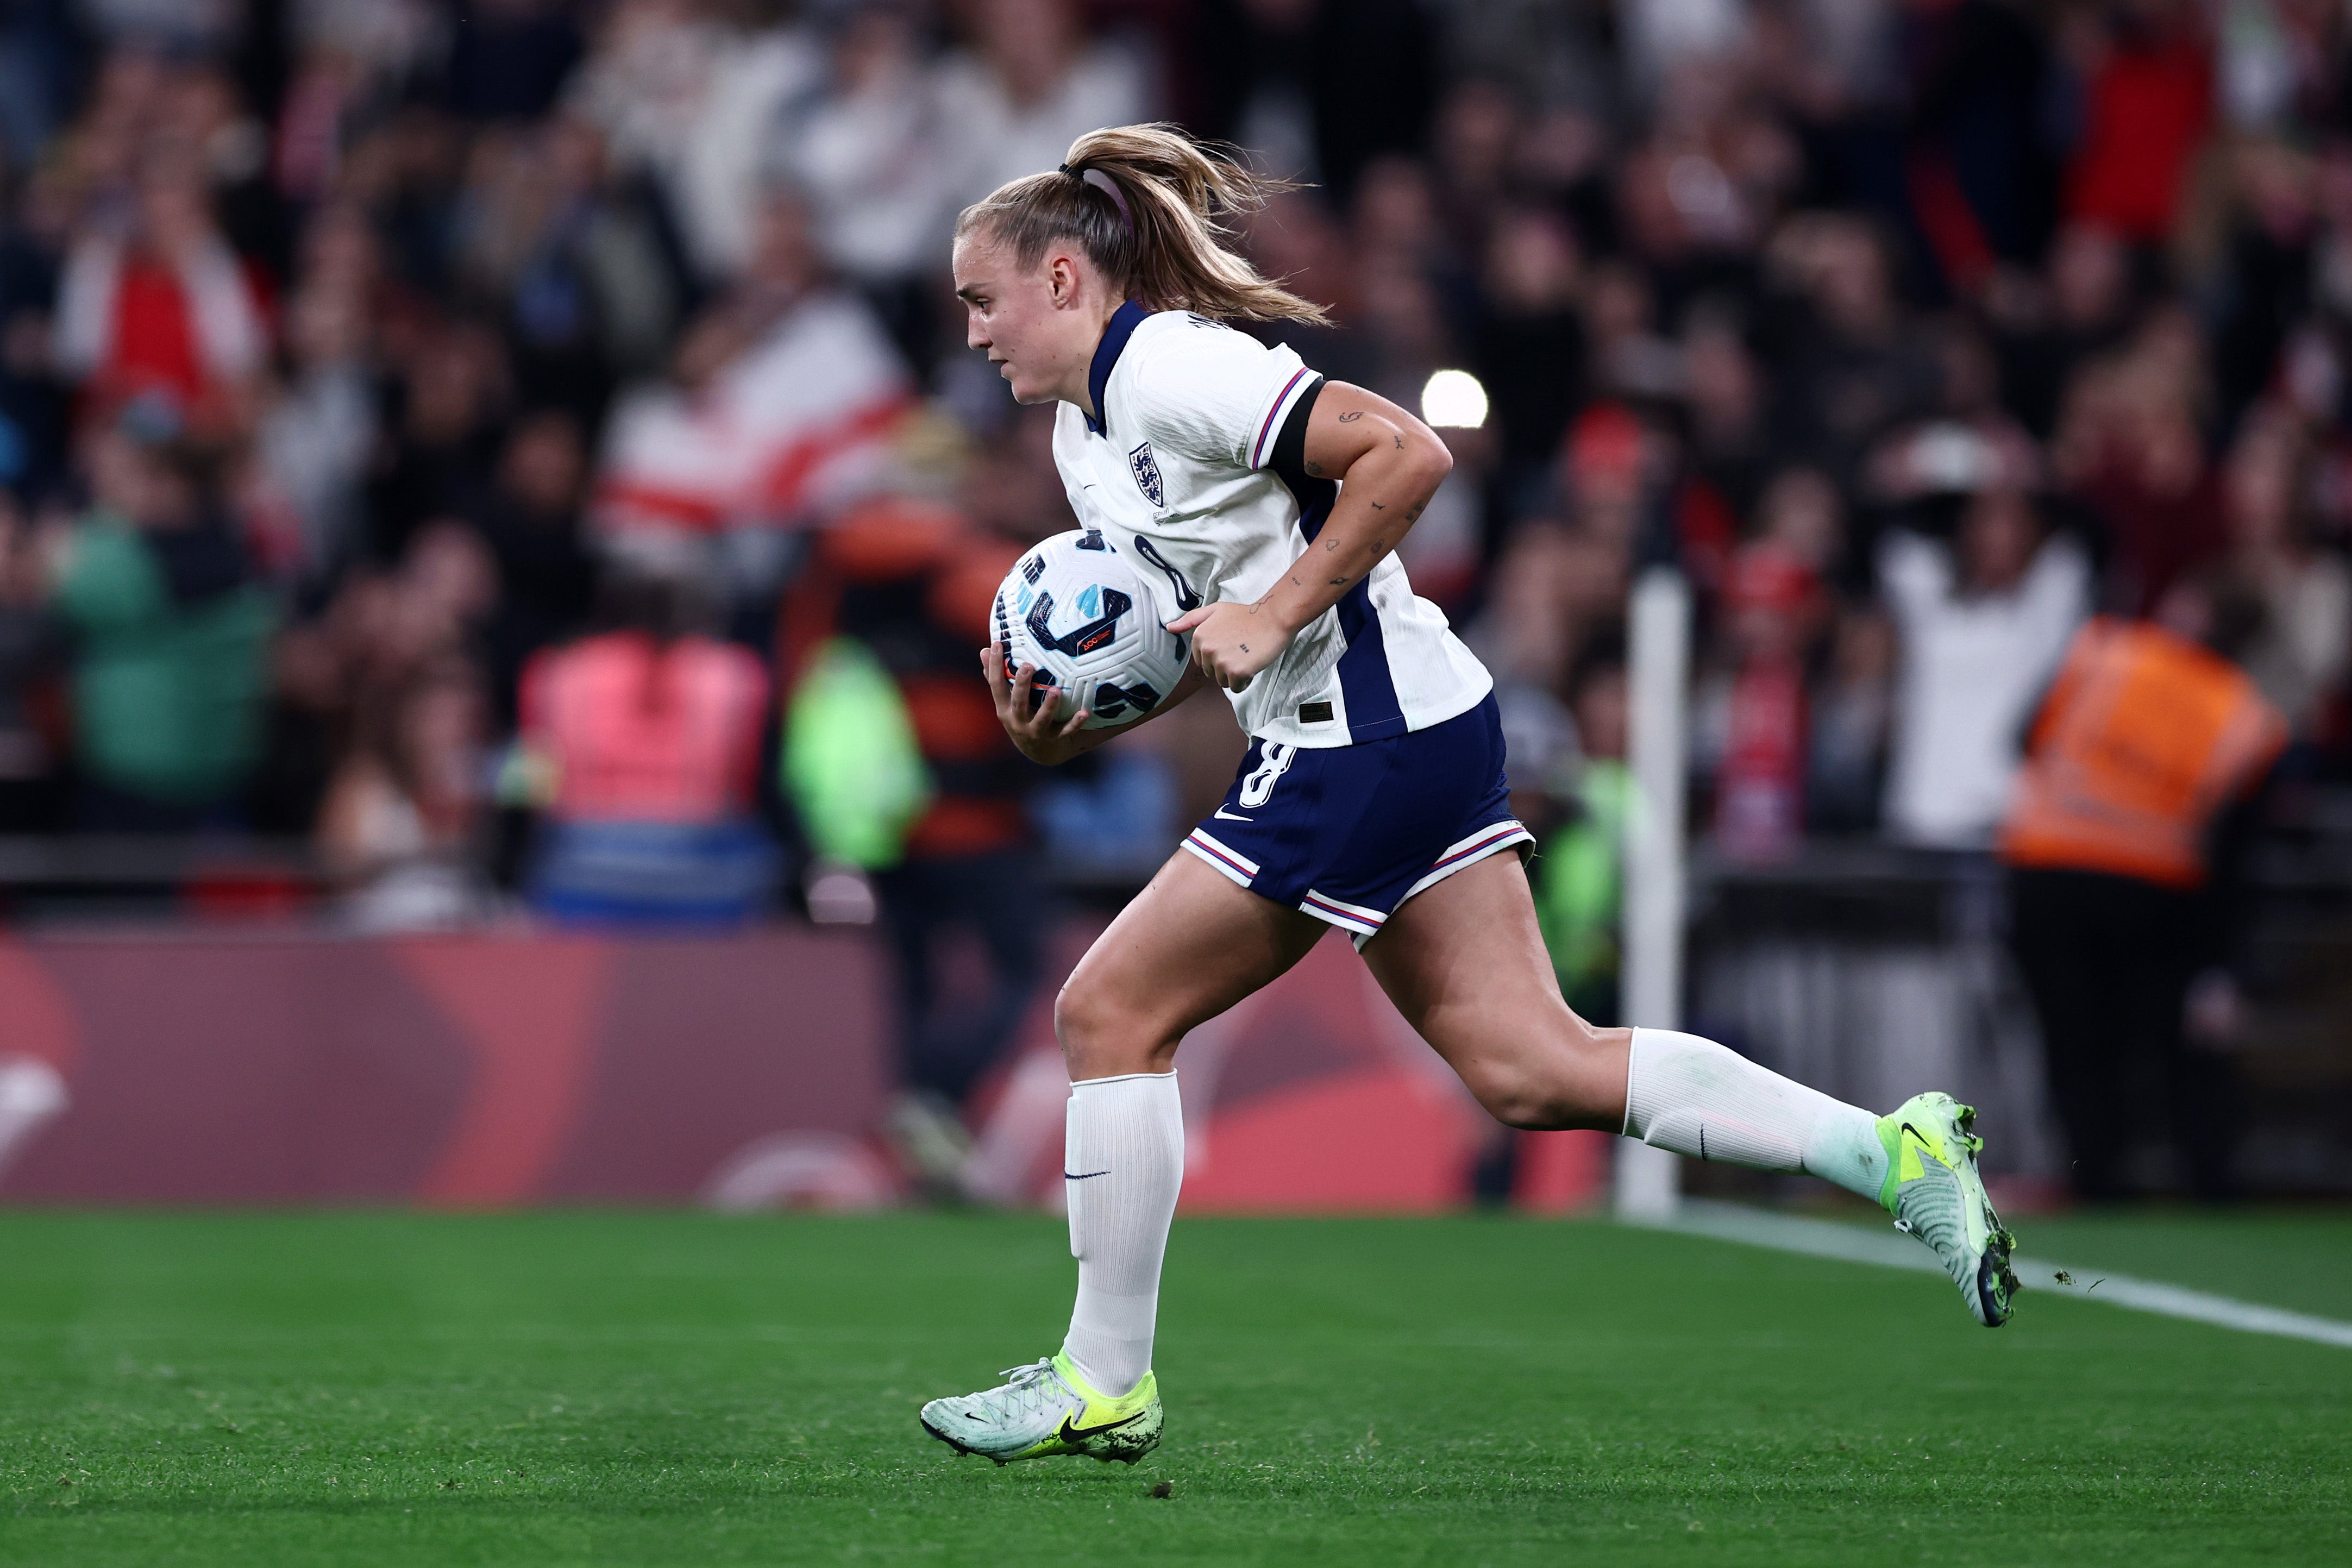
[1878,1093,2019,1327]
[919,1352,1163,1466]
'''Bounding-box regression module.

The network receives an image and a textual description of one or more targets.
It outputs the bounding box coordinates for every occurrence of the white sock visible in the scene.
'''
[1059,1071,1182,1399]
[1622,1027,1887,1201]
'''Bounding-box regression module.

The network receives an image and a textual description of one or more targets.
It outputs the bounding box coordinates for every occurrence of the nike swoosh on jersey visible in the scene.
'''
[1212,807,1251,820]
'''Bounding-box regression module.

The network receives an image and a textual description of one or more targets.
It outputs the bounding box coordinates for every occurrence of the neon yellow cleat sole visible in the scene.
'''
[1879,1093,2019,1327]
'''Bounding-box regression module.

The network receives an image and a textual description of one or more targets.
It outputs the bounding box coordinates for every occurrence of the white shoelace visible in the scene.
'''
[984,1359,1072,1420]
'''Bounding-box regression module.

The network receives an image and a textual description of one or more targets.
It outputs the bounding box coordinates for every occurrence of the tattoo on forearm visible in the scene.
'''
[1337,411,1363,423]
[1403,503,1424,523]
[1370,500,1387,510]
[1392,435,1403,449]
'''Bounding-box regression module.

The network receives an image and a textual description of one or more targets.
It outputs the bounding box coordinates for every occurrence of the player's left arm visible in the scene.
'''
[1169,382,1451,690]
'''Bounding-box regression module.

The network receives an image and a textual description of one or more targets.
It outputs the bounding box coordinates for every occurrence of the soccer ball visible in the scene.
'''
[992,529,1190,730]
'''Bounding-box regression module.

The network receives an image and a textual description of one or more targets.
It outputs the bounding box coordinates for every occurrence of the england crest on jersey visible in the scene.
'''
[1128,441,1164,507]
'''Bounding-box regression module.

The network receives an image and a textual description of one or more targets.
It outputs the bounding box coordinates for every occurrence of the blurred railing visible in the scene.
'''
[0,836,325,924]
[1689,831,2352,1196]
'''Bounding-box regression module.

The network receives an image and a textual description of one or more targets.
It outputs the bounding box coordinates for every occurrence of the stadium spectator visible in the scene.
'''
[2221,404,2351,735]
[566,0,824,283]
[1766,212,1937,490]
[49,393,277,832]
[1190,0,1440,205]
[779,1,956,369]
[253,256,374,591]
[316,653,491,930]
[2061,0,2213,244]
[591,191,911,613]
[2055,308,2229,616]
[366,318,512,565]
[1808,601,1895,833]
[1985,224,2136,441]
[1708,540,1820,862]
[1474,206,1588,496]
[938,0,1146,215]
[451,114,687,417]
[1678,310,1771,531]
[52,150,268,413]
[466,408,599,727]
[1879,487,2090,848]
[0,493,61,832]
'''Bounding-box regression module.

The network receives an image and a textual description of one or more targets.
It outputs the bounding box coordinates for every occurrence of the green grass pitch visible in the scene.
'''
[3,1208,2348,1565]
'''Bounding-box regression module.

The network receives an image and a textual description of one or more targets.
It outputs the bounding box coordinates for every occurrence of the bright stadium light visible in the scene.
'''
[1420,368,1488,429]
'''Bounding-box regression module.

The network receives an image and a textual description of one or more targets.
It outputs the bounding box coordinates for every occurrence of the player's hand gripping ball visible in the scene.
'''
[990,529,1190,729]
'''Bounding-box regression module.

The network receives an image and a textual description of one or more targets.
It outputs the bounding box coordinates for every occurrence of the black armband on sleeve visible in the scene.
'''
[1267,374,1327,499]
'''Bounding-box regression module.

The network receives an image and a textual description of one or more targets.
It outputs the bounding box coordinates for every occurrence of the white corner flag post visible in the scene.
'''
[1616,566,1689,1222]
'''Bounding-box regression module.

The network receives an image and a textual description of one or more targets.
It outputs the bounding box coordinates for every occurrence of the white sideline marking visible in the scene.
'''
[1642,1199,2352,1351]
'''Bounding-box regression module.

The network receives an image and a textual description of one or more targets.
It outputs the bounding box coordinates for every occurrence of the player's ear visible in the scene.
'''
[1046,250,1082,308]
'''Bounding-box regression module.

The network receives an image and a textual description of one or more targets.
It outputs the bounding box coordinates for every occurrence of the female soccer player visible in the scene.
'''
[921,125,2016,1467]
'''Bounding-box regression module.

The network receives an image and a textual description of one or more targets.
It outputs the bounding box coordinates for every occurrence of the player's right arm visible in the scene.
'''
[981,642,1209,766]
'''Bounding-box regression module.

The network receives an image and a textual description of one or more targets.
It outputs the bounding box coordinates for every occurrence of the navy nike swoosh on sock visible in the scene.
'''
[1064,1170,1111,1180]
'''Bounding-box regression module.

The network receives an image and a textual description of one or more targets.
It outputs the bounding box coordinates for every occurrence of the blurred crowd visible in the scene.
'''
[0,0,2347,1186]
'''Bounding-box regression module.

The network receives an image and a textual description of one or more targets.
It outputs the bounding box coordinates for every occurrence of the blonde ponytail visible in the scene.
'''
[956,123,1332,327]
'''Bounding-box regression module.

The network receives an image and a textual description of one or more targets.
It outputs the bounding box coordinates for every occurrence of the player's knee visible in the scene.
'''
[1053,983,1152,1078]
[1463,1061,1572,1131]
[1463,1021,1623,1130]
[1051,982,1101,1055]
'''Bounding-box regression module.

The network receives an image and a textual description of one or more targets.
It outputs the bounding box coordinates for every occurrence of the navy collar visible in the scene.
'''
[1082,300,1150,437]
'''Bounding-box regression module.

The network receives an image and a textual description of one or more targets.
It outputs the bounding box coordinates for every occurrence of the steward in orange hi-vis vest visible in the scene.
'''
[1999,617,2287,889]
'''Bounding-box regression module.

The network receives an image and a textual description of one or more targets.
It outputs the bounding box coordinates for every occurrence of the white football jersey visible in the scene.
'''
[1049,305,1491,748]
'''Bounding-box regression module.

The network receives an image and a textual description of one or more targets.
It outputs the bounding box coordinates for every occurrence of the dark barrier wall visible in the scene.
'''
[0,928,1608,1212]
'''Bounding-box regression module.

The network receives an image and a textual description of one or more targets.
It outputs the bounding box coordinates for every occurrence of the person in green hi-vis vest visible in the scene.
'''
[49,393,276,832]
[1533,640,1633,1031]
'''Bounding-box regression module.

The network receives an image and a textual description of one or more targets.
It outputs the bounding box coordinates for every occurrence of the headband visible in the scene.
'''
[1060,164,1133,229]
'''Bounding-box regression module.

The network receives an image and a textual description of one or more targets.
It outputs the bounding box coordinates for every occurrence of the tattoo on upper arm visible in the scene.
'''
[1370,500,1387,510]
[1403,503,1425,523]
[1392,435,1403,449]
[1304,460,1326,476]
[1337,411,1363,423]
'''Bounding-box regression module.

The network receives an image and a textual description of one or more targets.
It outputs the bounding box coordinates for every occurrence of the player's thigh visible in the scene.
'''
[1057,846,1327,1078]
[1362,851,1630,1131]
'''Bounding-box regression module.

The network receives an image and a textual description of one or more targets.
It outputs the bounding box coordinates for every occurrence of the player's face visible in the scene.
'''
[953,232,1088,406]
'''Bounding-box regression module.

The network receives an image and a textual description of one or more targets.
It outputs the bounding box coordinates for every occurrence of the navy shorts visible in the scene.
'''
[1180,693,1532,948]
